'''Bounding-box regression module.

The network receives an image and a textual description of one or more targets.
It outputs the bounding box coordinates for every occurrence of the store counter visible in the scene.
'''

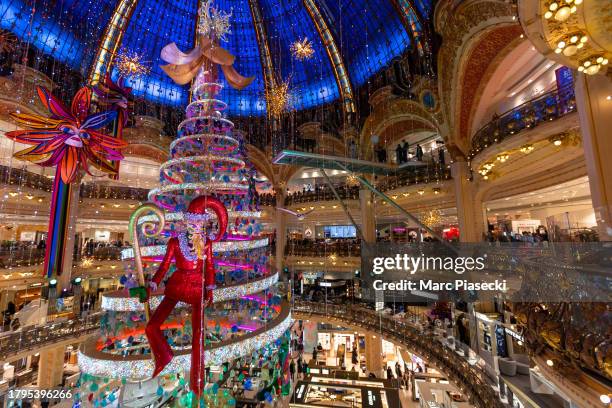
[415,381,473,408]
[289,375,400,408]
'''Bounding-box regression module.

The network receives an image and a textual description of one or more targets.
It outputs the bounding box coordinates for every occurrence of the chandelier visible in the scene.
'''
[346,173,360,187]
[421,209,442,228]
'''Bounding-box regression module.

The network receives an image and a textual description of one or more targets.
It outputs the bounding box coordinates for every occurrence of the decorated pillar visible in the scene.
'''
[451,161,487,242]
[57,179,81,290]
[359,188,376,243]
[574,73,612,241]
[275,187,288,275]
[37,344,65,388]
[364,333,384,377]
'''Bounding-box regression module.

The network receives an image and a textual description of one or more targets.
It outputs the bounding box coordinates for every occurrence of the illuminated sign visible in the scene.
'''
[505,327,524,342]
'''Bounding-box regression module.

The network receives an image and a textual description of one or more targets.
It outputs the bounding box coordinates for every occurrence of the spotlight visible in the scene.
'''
[49,278,58,287]
[546,359,554,366]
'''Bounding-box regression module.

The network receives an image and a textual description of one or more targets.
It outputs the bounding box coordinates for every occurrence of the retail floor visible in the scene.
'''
[294,349,420,407]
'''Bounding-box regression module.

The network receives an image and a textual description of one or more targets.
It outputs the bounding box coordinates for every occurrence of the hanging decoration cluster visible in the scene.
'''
[198,0,232,42]
[116,50,151,79]
[267,79,292,118]
[290,37,314,60]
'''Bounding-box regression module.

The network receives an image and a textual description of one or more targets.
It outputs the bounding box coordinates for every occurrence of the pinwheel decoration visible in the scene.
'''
[6,86,127,183]
[4,86,127,278]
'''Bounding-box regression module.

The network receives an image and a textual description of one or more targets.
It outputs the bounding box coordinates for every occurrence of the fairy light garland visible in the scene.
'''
[100,272,279,311]
[78,309,292,380]
[120,238,270,260]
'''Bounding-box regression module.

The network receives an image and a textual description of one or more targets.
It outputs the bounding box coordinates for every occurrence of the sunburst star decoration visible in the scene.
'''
[115,50,151,79]
[290,37,314,60]
[198,0,232,42]
[0,29,17,54]
[267,79,292,118]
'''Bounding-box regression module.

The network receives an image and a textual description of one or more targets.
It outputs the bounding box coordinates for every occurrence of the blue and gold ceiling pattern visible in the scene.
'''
[0,0,431,115]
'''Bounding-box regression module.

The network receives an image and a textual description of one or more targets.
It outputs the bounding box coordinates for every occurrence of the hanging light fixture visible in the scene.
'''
[577,56,609,75]
[544,0,580,21]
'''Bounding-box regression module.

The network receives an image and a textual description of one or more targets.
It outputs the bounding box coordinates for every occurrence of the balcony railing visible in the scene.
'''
[469,85,576,158]
[0,313,101,361]
[0,246,123,269]
[285,239,361,258]
[293,300,505,408]
[285,165,451,206]
[0,165,149,201]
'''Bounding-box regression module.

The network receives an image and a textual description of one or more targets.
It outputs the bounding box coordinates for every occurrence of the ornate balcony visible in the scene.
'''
[0,313,101,361]
[468,85,577,159]
[0,164,148,201]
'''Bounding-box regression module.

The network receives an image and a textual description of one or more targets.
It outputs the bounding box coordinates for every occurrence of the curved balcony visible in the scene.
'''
[468,85,576,159]
[0,246,123,270]
[293,300,504,408]
[79,183,148,201]
[0,313,102,362]
[285,239,361,258]
[285,166,451,206]
[0,165,149,201]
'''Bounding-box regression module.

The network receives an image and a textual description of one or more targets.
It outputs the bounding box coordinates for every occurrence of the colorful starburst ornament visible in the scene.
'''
[116,50,151,79]
[6,86,127,183]
[290,37,314,61]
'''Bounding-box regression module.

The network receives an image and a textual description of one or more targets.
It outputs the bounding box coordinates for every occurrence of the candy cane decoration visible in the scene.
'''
[128,204,165,320]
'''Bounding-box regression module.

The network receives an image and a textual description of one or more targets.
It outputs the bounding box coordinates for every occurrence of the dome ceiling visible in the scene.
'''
[0,0,431,115]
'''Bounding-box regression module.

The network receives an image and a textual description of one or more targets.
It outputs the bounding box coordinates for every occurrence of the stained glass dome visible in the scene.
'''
[0,0,431,115]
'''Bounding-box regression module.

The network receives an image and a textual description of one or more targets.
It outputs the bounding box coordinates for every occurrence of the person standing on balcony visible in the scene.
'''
[438,148,445,167]
[416,144,423,161]
[402,140,409,163]
[387,366,394,380]
[395,143,403,164]
[349,140,357,159]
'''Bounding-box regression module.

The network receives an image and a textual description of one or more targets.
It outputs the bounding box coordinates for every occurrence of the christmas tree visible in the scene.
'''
[75,22,292,407]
